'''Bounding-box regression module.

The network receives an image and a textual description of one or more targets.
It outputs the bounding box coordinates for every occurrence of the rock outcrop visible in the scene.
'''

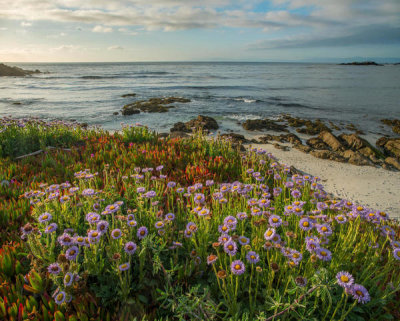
[122,97,190,115]
[0,63,41,76]
[170,115,219,133]
[242,119,288,132]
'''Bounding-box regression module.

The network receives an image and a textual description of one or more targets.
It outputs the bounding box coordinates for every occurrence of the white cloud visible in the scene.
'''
[108,45,124,50]
[92,25,113,33]
[20,21,32,27]
[0,27,8,31]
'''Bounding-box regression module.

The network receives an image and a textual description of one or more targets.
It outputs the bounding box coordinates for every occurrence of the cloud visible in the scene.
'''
[0,27,8,31]
[92,25,112,33]
[20,21,32,27]
[249,25,400,50]
[108,45,124,50]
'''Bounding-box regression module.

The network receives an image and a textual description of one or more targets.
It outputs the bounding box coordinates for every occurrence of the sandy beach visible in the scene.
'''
[246,140,400,219]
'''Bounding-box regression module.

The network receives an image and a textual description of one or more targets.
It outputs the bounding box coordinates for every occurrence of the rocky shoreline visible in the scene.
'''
[0,63,41,76]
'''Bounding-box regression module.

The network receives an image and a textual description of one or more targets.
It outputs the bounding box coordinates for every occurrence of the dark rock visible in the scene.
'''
[170,115,219,133]
[220,133,248,144]
[385,157,400,170]
[283,115,330,135]
[294,144,311,153]
[378,138,400,159]
[113,112,119,115]
[339,61,383,66]
[338,133,366,150]
[242,119,288,132]
[381,119,400,134]
[341,150,370,166]
[310,150,332,159]
[306,137,329,150]
[282,133,302,145]
[318,131,343,151]
[185,115,219,131]
[121,93,136,98]
[169,131,189,139]
[0,63,41,76]
[170,122,190,133]
[273,143,290,151]
[12,102,22,105]
[122,96,190,115]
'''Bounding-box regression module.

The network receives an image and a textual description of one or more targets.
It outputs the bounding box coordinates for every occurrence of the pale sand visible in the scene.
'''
[245,141,400,219]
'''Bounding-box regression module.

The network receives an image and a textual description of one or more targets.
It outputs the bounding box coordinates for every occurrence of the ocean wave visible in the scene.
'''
[157,85,256,90]
[276,102,320,110]
[224,114,262,122]
[233,98,258,103]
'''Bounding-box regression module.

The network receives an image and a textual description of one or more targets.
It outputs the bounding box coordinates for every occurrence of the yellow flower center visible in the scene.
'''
[228,245,233,250]
[340,275,349,283]
[234,264,241,270]
[272,218,279,223]
[303,221,309,227]
[357,206,363,211]
[69,250,76,255]
[251,255,255,259]
[321,251,327,256]
[56,294,64,301]
[356,290,363,296]
[266,230,273,236]
[293,253,299,258]
[288,206,293,210]
[338,216,344,221]
[321,226,328,232]
[121,264,127,269]
[295,208,301,212]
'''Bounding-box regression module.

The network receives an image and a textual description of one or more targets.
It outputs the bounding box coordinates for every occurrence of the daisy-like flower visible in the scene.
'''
[38,212,52,223]
[124,241,137,255]
[316,247,332,261]
[48,192,59,200]
[295,276,307,287]
[64,272,74,287]
[238,236,250,245]
[60,195,70,203]
[165,213,175,221]
[54,291,66,305]
[167,181,176,188]
[97,220,109,234]
[218,224,230,234]
[258,198,271,208]
[198,208,210,217]
[269,215,282,228]
[237,212,247,220]
[105,204,120,214]
[317,224,333,236]
[137,187,146,194]
[291,189,301,198]
[224,239,238,256]
[127,220,137,227]
[224,215,237,227]
[176,187,185,193]
[299,218,313,231]
[45,223,57,234]
[127,214,135,221]
[111,229,122,239]
[87,212,100,224]
[88,230,101,244]
[48,263,61,274]
[264,228,276,241]
[155,221,164,229]
[393,248,400,261]
[335,215,347,224]
[66,246,79,260]
[207,254,218,265]
[231,260,245,275]
[184,229,193,238]
[186,222,198,232]
[82,188,95,196]
[306,239,320,252]
[336,271,354,288]
[218,234,230,244]
[293,207,304,216]
[119,262,130,271]
[137,226,148,240]
[58,233,74,246]
[251,207,262,216]
[246,251,260,264]
[351,284,370,304]
[74,235,85,246]
[194,193,205,204]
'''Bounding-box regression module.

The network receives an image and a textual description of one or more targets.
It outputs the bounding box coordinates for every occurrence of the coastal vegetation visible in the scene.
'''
[0,117,400,320]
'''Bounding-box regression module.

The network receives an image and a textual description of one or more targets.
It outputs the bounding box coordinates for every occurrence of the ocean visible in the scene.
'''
[1,62,399,140]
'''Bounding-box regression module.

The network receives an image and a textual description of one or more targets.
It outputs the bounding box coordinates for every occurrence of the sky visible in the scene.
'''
[0,0,399,62]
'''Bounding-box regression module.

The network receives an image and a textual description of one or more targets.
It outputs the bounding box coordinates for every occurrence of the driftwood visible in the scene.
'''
[15,146,72,160]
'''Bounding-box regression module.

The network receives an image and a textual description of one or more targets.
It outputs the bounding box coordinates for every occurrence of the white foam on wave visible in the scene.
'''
[234,98,257,103]
[224,114,262,122]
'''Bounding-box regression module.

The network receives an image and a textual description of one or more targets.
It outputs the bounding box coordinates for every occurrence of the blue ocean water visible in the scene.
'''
[1,62,399,138]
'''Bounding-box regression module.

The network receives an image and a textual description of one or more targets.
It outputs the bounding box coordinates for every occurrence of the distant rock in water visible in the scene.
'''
[339,61,383,66]
[121,93,136,98]
[381,118,400,134]
[0,63,41,76]
[122,96,190,115]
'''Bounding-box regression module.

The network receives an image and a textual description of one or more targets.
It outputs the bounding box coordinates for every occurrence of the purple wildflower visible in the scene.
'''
[351,284,370,304]
[48,263,61,275]
[54,291,66,305]
[38,212,52,223]
[336,271,354,288]
[224,239,238,256]
[264,228,276,241]
[88,230,101,244]
[119,262,130,271]
[124,241,137,255]
[316,247,332,261]
[269,215,282,228]
[231,260,245,275]
[393,248,400,260]
[299,218,313,231]
[155,221,164,229]
[97,220,109,234]
[64,272,74,287]
[238,236,250,245]
[45,223,57,234]
[82,188,95,196]
[165,213,175,221]
[137,226,148,240]
[246,251,260,264]
[66,246,79,260]
[167,181,176,188]
[58,233,74,246]
[237,212,248,220]
[111,229,122,239]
